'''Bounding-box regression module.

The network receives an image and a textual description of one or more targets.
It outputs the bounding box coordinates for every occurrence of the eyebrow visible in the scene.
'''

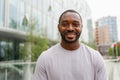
[73,21,80,23]
[61,20,80,23]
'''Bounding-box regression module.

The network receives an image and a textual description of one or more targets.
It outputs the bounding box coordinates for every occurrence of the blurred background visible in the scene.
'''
[0,0,120,80]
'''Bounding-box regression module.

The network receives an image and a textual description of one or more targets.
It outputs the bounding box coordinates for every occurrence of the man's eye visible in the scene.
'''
[62,23,69,27]
[73,23,79,27]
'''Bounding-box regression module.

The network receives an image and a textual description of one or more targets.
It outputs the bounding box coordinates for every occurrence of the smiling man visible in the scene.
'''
[33,9,108,80]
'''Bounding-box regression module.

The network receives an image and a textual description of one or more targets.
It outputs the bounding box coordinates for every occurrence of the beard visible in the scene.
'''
[60,30,81,43]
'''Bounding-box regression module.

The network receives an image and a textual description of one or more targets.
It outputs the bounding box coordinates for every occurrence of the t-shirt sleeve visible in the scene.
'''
[33,53,48,80]
[94,52,108,80]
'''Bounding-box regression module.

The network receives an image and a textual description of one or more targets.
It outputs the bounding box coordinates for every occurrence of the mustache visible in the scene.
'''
[63,30,77,35]
[63,30,74,33]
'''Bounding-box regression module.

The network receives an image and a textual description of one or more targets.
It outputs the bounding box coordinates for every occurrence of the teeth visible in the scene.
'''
[66,33,75,35]
[66,34,75,37]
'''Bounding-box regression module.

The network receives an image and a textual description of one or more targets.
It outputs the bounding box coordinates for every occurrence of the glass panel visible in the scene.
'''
[0,61,35,80]
[0,0,5,26]
[0,40,24,61]
[9,0,18,29]
[9,0,25,30]
[18,0,25,31]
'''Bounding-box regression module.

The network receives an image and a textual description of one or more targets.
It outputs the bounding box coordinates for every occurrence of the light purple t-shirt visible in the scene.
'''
[33,43,108,80]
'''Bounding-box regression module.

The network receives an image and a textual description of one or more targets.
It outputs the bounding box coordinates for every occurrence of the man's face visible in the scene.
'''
[58,12,82,43]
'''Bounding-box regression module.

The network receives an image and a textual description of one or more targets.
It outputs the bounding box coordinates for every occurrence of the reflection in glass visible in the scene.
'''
[0,0,5,26]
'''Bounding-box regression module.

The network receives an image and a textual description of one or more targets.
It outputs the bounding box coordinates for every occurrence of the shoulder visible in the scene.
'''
[81,43,100,55]
[37,43,60,60]
[43,43,60,55]
[81,43,104,64]
[81,44,107,79]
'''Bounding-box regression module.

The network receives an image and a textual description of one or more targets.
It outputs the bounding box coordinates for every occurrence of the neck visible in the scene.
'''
[61,40,80,50]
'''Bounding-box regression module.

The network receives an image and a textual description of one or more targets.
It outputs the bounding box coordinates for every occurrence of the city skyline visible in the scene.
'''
[94,16,118,55]
[86,0,120,41]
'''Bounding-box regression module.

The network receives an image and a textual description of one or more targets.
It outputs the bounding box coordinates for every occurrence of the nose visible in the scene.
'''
[67,24,74,30]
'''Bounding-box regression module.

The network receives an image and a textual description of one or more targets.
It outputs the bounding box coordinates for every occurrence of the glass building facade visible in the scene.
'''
[95,16,118,55]
[97,16,118,43]
[0,0,5,27]
[9,0,25,30]
[87,19,93,43]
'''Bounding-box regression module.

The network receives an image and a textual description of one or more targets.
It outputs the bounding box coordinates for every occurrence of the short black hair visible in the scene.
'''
[58,9,82,24]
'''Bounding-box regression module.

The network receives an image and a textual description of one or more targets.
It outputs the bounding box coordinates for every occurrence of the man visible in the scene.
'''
[33,9,108,80]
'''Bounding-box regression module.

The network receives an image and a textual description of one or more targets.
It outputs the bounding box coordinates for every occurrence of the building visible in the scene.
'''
[94,16,118,55]
[87,19,94,43]
[95,26,111,55]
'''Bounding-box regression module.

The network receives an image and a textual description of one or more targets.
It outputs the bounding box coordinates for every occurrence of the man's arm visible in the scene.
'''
[94,52,108,80]
[33,54,48,80]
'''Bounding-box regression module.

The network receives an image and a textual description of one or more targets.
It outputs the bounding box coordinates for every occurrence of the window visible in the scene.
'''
[0,0,5,26]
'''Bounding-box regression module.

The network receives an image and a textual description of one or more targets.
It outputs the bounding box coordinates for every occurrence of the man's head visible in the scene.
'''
[58,9,83,43]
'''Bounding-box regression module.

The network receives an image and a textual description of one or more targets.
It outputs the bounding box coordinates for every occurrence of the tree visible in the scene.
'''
[81,41,96,49]
[21,17,54,61]
[108,47,113,56]
[31,36,49,61]
[108,42,120,58]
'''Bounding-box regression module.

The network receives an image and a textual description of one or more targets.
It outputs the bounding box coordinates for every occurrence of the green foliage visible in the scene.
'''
[19,42,29,61]
[81,41,96,49]
[108,47,113,56]
[31,36,49,61]
[108,42,120,57]
[118,42,120,56]
[19,44,26,60]
[22,36,57,61]
[20,17,59,61]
